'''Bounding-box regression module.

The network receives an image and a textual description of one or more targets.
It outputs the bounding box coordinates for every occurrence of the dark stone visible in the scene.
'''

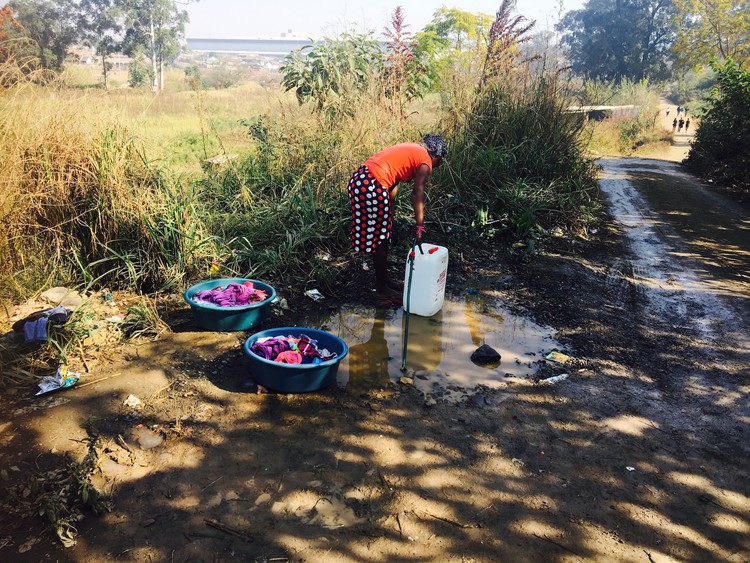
[470,344,501,366]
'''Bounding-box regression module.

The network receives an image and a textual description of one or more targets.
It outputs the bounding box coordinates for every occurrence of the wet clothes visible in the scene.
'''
[193,282,268,307]
[249,334,336,363]
[275,350,303,364]
[250,337,291,360]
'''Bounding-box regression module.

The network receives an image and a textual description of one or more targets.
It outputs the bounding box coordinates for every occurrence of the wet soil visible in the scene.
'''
[1,151,749,560]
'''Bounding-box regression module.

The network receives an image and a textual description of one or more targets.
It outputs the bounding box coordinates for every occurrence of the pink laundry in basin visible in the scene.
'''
[194,281,268,307]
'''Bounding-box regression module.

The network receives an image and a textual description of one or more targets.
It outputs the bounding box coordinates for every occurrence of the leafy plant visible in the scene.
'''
[685,58,750,189]
[438,73,599,241]
[280,32,384,121]
[16,432,112,547]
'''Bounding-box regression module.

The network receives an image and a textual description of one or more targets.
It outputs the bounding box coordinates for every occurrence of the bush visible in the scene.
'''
[685,59,750,190]
[437,74,600,242]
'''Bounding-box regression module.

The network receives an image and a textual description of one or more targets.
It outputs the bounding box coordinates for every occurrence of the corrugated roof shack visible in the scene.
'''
[565,105,640,121]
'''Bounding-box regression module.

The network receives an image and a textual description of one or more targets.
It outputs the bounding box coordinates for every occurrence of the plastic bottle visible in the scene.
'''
[403,244,449,317]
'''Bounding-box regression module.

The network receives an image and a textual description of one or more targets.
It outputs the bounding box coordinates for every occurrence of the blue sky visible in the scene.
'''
[184,0,585,39]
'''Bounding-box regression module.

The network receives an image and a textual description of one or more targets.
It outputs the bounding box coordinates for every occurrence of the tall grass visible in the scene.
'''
[0,86,217,304]
[197,95,424,291]
[436,74,600,242]
[0,50,609,310]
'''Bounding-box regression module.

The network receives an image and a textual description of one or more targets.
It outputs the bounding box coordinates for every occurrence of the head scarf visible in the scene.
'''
[423,134,448,160]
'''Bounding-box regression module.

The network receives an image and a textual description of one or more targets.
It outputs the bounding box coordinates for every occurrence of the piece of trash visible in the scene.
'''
[626,466,635,472]
[467,288,479,295]
[361,262,370,271]
[512,458,525,467]
[316,252,332,262]
[304,289,325,301]
[123,394,142,408]
[545,351,571,364]
[272,296,290,310]
[589,228,598,234]
[541,373,569,384]
[40,287,83,308]
[13,305,72,343]
[399,376,414,386]
[256,384,269,394]
[36,366,80,396]
[104,315,125,323]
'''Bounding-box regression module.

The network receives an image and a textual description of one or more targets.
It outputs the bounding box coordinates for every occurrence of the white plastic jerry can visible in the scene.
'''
[403,244,449,317]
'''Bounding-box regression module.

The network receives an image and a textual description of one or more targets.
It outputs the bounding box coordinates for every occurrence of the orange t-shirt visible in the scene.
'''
[364,143,432,188]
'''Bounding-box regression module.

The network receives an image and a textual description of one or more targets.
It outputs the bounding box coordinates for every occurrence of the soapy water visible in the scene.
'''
[312,292,562,401]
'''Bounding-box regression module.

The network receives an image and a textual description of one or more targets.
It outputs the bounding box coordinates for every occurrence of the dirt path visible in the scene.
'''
[658,99,695,162]
[1,133,749,560]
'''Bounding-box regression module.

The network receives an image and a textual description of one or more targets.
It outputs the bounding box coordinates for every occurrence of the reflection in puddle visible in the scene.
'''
[314,293,561,400]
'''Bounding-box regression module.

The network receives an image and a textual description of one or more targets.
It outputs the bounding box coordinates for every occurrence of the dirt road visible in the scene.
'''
[1,139,748,559]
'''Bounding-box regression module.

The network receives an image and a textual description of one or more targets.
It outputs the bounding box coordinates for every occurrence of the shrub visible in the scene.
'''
[685,59,750,190]
[437,74,600,242]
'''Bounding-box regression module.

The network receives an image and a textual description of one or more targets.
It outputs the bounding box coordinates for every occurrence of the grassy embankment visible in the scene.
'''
[1,63,602,380]
[582,80,674,157]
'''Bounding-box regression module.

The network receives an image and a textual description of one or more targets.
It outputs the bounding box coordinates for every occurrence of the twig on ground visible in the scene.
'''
[533,533,580,557]
[416,510,473,529]
[76,372,123,389]
[201,476,223,491]
[203,518,254,543]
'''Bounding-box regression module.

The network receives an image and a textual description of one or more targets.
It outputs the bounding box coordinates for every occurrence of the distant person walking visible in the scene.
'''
[678,118,685,132]
[672,118,677,132]
[676,105,682,115]
[666,107,671,116]
[685,118,691,132]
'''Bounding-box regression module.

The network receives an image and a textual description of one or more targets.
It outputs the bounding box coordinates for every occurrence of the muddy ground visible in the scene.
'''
[1,151,749,561]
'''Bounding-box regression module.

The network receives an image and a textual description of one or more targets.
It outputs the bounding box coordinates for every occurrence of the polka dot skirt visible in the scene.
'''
[347,165,392,253]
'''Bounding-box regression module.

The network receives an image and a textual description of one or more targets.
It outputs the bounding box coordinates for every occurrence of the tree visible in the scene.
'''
[557,0,677,82]
[672,0,750,70]
[413,7,494,97]
[80,0,125,88]
[420,7,494,53]
[8,0,82,70]
[0,5,42,87]
[121,0,188,90]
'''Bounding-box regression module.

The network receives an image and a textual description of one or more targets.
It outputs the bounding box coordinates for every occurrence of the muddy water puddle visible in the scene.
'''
[311,293,561,401]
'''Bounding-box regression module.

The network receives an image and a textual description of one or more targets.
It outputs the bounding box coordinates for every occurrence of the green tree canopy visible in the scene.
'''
[672,0,750,70]
[8,0,81,70]
[80,0,126,88]
[120,0,188,90]
[557,0,677,82]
